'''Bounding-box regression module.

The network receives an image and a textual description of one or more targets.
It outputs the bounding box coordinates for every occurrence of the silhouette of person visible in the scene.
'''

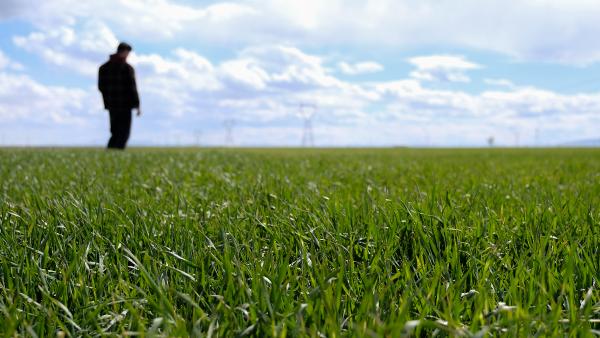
[98,42,141,150]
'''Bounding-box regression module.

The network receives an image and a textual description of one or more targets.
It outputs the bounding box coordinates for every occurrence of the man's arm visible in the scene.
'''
[98,66,108,109]
[129,66,140,113]
[98,67,104,92]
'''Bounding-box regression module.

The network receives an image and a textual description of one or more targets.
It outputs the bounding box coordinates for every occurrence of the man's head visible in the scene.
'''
[116,42,132,59]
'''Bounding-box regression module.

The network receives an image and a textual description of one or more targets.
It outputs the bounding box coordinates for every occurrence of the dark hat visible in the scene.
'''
[117,42,133,52]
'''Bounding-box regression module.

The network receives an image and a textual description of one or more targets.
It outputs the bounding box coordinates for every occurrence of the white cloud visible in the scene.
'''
[408,55,481,83]
[5,41,600,146]
[338,61,384,75]
[220,58,270,90]
[249,0,600,65]
[132,49,221,91]
[0,51,11,70]
[234,45,341,89]
[0,50,24,71]
[0,72,94,124]
[13,21,118,76]
[0,0,25,20]
[5,18,600,146]
[6,0,600,64]
[5,0,257,40]
[484,78,517,89]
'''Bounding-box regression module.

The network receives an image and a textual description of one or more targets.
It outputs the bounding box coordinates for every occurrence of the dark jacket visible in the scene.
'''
[98,54,140,110]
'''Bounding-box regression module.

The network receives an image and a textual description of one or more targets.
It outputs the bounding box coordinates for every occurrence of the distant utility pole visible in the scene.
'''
[223,119,235,146]
[194,129,202,147]
[299,103,317,147]
[514,131,520,147]
[422,126,431,147]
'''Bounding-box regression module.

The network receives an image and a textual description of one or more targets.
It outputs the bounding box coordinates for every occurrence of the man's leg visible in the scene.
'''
[107,110,118,149]
[107,109,131,149]
[119,109,131,149]
[117,111,132,149]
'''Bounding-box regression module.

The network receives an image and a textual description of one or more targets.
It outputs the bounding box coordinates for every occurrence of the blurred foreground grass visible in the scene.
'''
[0,148,599,336]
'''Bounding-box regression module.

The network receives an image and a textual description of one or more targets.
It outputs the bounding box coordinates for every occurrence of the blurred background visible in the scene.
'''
[1,0,600,147]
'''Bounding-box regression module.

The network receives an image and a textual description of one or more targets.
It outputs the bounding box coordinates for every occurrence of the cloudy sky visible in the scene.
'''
[1,0,600,146]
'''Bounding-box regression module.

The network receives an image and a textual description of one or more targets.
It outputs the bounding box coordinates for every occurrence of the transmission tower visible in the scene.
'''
[299,104,316,147]
[223,119,235,146]
[534,116,542,147]
[422,126,431,147]
[194,129,202,147]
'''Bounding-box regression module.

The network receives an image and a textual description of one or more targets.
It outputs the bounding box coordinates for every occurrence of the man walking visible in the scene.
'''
[98,42,141,149]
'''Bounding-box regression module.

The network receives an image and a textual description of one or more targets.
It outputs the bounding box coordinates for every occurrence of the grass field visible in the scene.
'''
[0,148,598,336]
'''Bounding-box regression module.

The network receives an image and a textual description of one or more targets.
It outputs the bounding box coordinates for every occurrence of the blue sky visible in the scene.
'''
[1,0,600,147]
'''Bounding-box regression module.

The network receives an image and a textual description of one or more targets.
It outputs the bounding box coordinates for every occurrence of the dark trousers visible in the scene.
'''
[107,109,132,149]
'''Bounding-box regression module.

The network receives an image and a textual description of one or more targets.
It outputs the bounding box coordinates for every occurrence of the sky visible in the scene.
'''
[1,0,600,147]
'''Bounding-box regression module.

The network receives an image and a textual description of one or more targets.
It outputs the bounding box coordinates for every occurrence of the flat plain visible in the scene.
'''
[0,148,599,336]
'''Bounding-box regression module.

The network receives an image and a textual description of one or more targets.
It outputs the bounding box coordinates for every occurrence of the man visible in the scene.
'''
[98,42,141,149]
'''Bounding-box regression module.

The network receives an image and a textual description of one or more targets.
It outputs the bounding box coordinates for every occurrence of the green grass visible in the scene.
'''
[0,148,599,336]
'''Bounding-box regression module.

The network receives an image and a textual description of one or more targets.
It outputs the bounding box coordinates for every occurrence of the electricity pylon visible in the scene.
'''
[299,104,317,147]
[223,119,235,146]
